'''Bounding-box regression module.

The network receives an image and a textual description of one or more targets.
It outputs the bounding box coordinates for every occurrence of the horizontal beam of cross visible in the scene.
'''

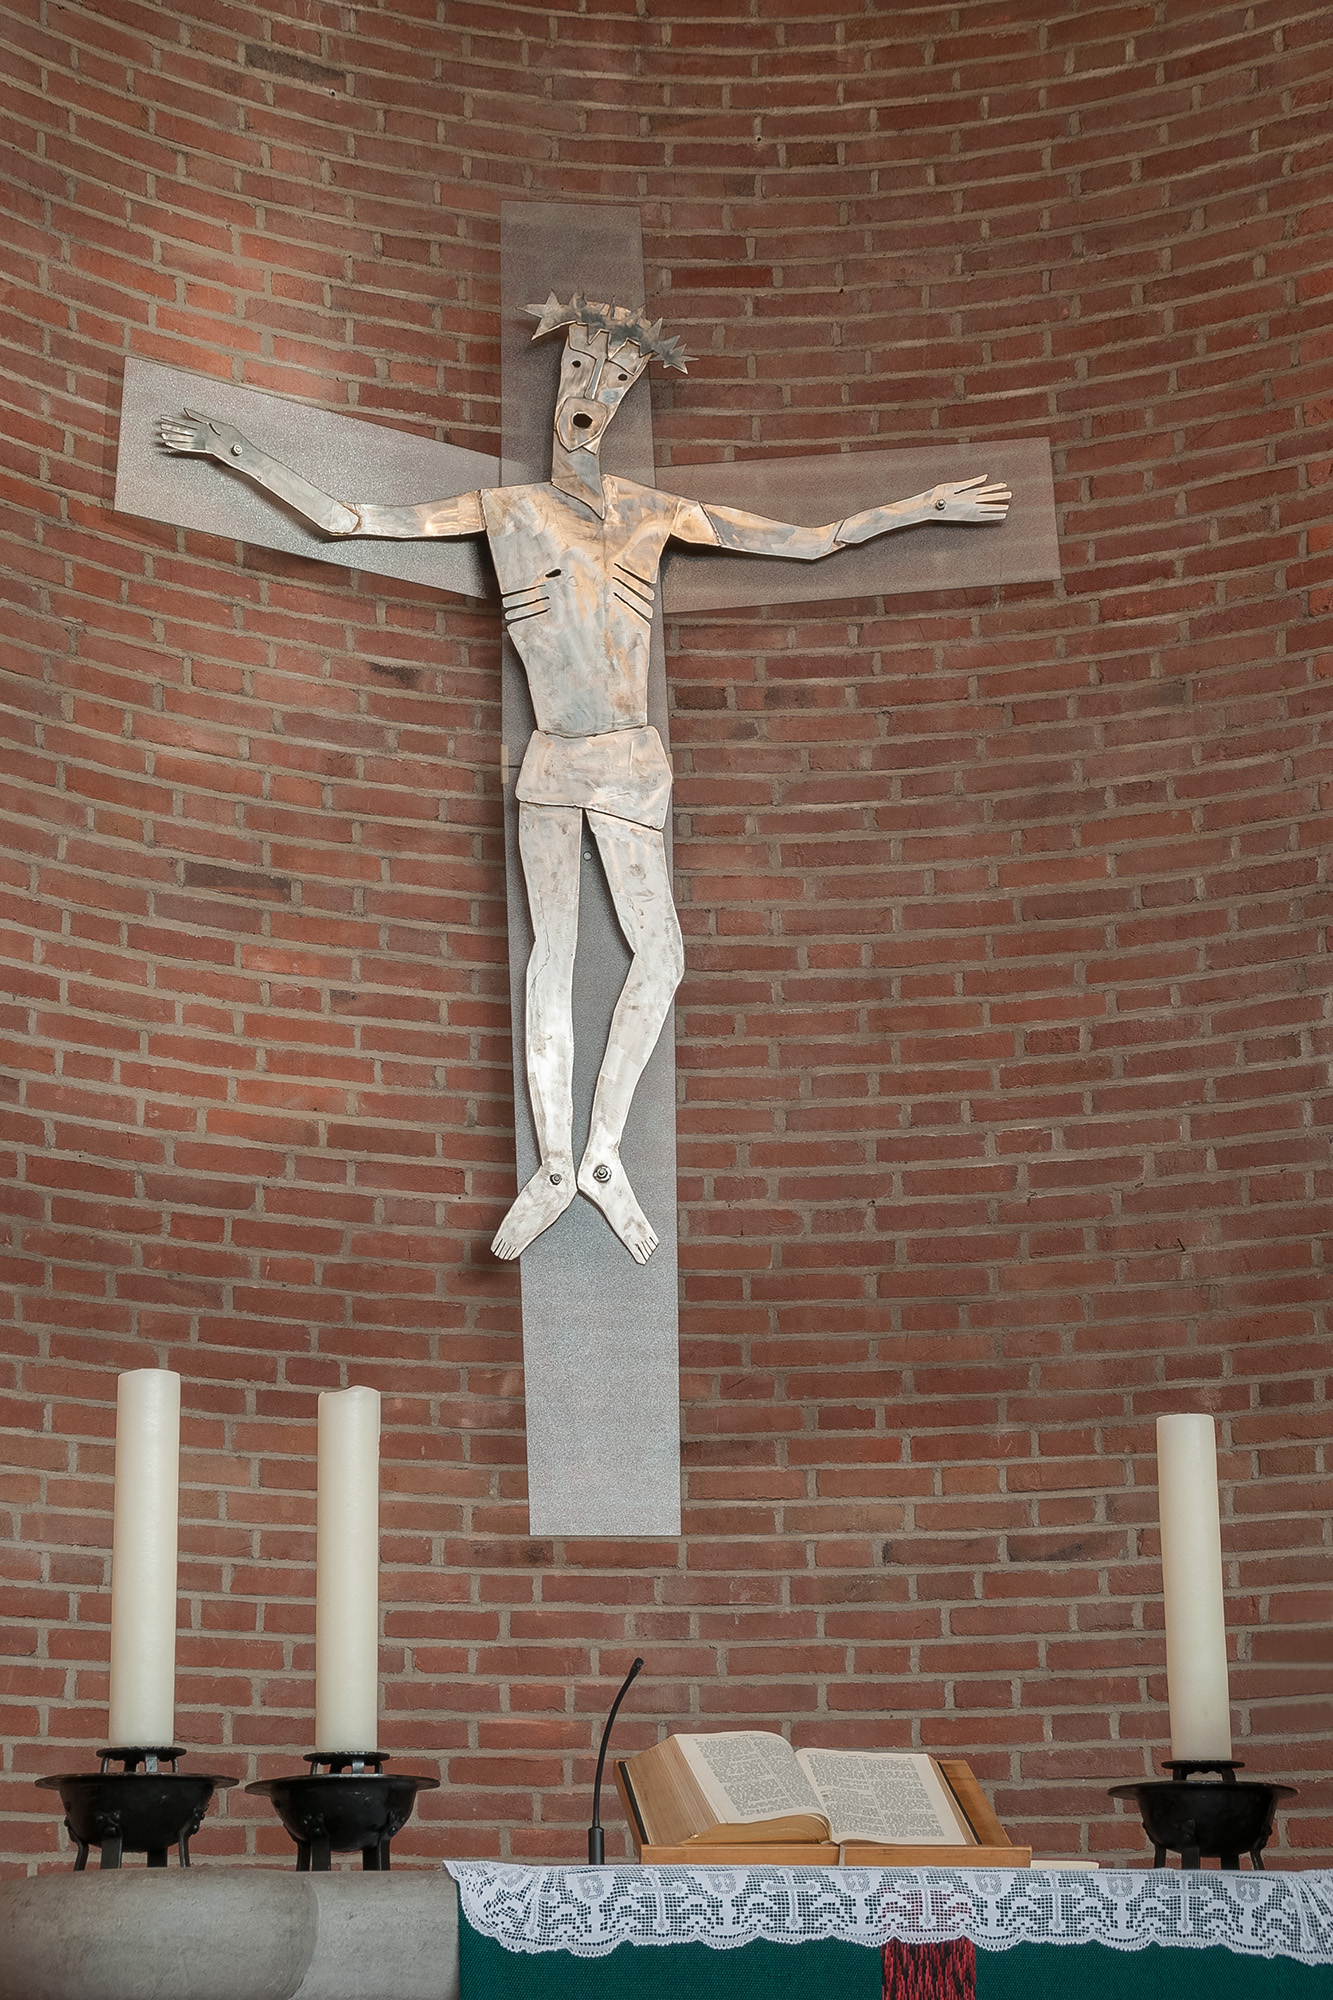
[115,362,1058,615]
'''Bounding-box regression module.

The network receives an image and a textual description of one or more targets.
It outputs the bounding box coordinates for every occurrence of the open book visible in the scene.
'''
[621,1731,976,1849]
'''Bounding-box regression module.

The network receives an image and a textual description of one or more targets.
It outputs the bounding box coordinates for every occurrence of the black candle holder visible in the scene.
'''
[245,1751,439,1870]
[36,1747,237,1870]
[1109,1759,1295,1869]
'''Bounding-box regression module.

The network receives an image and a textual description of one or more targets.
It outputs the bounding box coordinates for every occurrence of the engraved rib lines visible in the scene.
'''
[502,582,550,626]
[614,565,654,604]
[612,562,655,625]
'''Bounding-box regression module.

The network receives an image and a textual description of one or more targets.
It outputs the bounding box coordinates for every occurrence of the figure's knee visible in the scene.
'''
[644,907,684,994]
[526,927,577,995]
[663,910,685,991]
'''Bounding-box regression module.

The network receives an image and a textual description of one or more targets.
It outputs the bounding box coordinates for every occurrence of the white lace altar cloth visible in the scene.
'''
[447,1863,1333,1965]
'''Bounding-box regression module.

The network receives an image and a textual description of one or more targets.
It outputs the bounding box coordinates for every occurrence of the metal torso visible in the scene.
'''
[482,477,678,738]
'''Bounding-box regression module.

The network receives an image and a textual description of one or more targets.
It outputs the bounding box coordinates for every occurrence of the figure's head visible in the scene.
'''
[527,294,688,454]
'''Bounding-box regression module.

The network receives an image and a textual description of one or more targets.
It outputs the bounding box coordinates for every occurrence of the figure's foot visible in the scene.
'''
[577,1147,658,1264]
[491,1159,576,1259]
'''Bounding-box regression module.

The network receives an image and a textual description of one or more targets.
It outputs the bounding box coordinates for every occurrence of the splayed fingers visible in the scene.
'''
[929,474,1012,523]
[156,408,241,457]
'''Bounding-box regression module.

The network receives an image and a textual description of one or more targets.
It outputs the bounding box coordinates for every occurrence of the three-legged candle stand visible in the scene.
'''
[1109,1760,1295,1868]
[37,1747,236,1870]
[246,1752,438,1870]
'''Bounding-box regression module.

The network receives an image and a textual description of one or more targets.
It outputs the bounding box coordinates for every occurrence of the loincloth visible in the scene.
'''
[515,724,672,830]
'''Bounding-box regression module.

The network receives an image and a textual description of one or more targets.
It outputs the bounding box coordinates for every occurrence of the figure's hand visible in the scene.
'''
[156,408,249,460]
[833,473,1012,548]
[923,473,1011,523]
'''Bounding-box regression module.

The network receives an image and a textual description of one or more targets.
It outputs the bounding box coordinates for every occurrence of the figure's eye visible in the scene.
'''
[616,372,627,382]
[571,358,582,368]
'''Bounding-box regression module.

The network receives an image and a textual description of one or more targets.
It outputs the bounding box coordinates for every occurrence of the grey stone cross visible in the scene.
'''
[115,202,1059,1539]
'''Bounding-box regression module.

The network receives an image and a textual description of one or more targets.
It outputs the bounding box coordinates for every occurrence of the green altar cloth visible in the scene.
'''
[461,1923,1333,2000]
[450,1862,1333,2000]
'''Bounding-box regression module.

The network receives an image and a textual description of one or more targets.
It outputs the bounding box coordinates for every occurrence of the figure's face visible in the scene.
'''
[553,326,648,452]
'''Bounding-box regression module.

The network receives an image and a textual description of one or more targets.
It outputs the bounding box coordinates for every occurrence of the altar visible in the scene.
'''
[3,1864,1331,2000]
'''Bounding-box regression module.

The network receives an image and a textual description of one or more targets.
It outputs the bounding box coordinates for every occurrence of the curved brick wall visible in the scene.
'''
[2,0,1331,1868]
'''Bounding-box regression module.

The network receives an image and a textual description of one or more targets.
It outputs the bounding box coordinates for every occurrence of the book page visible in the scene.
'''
[677,1732,825,1826]
[796,1750,969,1846]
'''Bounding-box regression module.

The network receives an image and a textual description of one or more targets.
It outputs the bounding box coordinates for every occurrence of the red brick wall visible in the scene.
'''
[2,0,1331,1872]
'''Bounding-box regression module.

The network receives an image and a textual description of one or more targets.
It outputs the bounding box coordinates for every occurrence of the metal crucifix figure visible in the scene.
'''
[156,294,1009,1267]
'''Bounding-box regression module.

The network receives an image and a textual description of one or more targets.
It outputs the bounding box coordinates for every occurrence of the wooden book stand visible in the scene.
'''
[614,1756,1031,1868]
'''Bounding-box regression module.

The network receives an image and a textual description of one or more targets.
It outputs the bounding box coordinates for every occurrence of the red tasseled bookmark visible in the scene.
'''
[883,1937,978,2000]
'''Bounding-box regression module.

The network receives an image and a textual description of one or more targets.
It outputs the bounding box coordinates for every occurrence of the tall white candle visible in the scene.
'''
[107,1369,181,1748]
[1156,1412,1233,1763]
[315,1385,382,1754]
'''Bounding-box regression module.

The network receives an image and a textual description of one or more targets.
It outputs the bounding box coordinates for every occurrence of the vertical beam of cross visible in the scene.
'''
[498,204,683,1539]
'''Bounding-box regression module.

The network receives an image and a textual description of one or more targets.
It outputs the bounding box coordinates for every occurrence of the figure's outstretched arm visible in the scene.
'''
[671,474,1010,560]
[156,410,484,540]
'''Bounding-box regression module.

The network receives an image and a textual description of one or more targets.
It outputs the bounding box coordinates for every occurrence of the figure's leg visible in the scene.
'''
[491,804,583,1260]
[577,813,685,1264]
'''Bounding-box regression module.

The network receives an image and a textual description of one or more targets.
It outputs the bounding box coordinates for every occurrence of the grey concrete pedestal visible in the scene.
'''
[0,1870,459,2000]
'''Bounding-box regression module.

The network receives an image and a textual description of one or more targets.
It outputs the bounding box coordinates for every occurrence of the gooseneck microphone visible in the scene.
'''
[587,1657,644,1864]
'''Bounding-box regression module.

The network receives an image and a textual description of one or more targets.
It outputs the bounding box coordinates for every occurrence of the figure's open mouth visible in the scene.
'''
[556,397,609,450]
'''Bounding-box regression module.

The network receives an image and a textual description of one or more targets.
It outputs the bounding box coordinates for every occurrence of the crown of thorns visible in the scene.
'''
[525,292,689,372]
